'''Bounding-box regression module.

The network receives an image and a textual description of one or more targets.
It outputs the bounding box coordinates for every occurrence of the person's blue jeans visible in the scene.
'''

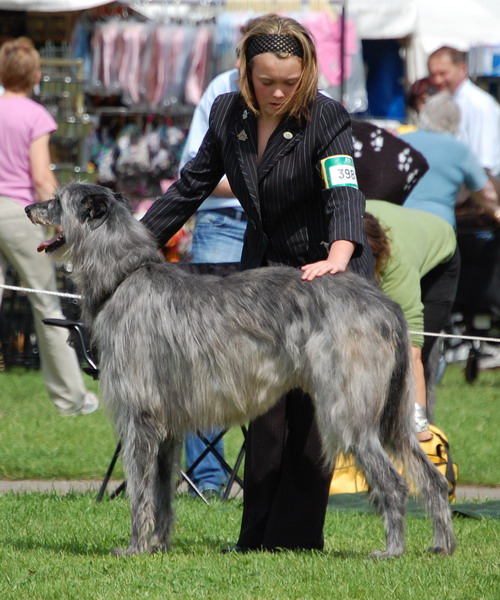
[184,207,246,493]
[185,431,229,493]
[191,208,247,263]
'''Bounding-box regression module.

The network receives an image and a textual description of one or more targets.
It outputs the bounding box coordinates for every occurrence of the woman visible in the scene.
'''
[405,76,433,126]
[142,15,373,551]
[401,92,499,228]
[364,201,459,440]
[0,37,98,416]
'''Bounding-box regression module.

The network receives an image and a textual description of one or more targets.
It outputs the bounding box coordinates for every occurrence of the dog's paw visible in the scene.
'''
[150,542,170,554]
[150,533,171,554]
[429,531,457,556]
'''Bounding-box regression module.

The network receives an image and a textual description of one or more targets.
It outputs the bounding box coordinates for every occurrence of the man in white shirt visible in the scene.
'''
[428,46,500,176]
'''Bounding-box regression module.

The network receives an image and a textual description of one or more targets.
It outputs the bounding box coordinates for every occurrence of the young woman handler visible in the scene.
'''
[142,14,373,551]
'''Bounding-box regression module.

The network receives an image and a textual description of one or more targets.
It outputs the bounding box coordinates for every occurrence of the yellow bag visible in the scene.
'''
[418,424,458,502]
[330,424,458,501]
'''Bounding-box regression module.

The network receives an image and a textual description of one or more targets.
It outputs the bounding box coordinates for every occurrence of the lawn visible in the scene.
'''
[0,492,499,600]
[1,363,499,485]
[0,363,499,600]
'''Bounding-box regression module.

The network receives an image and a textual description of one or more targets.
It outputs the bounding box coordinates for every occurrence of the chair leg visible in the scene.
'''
[180,469,209,505]
[184,427,246,501]
[221,428,246,501]
[96,440,122,502]
[109,480,127,500]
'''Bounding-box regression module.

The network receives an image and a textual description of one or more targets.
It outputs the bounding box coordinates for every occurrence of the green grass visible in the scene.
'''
[1,365,499,599]
[433,365,500,486]
[1,363,499,485]
[0,367,121,480]
[0,366,245,481]
[0,492,499,600]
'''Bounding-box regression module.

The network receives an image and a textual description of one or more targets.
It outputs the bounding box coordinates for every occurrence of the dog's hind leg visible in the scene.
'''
[113,415,161,556]
[150,436,182,553]
[398,437,456,555]
[351,435,409,558]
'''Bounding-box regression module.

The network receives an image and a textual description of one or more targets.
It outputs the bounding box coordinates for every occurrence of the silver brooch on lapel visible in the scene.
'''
[242,109,248,120]
[283,131,293,140]
[237,129,248,141]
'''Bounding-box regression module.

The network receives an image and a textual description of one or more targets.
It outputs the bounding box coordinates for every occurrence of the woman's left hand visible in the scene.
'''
[301,239,355,281]
[300,259,347,281]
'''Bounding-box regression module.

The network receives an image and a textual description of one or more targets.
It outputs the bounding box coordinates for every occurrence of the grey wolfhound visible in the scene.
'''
[26,182,455,558]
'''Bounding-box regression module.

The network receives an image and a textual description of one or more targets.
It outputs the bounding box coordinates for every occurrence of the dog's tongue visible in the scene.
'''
[37,231,63,253]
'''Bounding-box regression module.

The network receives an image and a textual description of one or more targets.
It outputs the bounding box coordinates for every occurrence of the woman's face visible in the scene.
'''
[250,52,302,118]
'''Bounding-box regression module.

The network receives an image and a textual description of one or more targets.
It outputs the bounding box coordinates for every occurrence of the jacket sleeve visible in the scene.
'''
[315,99,366,248]
[141,99,226,248]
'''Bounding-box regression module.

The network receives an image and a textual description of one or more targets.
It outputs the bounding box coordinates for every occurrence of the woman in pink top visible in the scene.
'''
[0,37,98,416]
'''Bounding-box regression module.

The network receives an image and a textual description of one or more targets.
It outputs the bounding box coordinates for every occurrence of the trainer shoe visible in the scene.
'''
[80,392,99,415]
[58,392,99,417]
[479,342,500,370]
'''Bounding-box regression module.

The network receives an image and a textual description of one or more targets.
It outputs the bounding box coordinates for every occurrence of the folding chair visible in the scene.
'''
[42,317,246,504]
[184,427,247,501]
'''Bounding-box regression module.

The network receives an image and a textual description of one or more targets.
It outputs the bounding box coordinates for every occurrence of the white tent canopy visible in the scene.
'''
[350,0,500,48]
[1,0,499,50]
[0,0,112,10]
[415,0,500,53]
[1,0,500,80]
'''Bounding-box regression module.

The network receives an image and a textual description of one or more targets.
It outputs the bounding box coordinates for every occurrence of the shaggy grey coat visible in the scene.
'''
[25,182,455,558]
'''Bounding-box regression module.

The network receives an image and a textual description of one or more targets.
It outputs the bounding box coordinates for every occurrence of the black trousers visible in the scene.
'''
[420,248,461,420]
[236,251,373,551]
[421,248,461,366]
[237,388,332,550]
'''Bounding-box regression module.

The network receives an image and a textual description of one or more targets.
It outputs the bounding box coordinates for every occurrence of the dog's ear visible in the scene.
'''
[113,191,133,213]
[79,192,111,230]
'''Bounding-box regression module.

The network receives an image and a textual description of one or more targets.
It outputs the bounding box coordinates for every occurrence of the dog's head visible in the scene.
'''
[25,183,132,255]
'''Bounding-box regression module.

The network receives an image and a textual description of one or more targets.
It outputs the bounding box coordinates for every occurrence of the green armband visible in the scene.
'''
[320,155,359,190]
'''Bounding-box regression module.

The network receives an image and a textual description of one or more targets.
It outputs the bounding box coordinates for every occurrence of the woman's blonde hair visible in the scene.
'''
[238,14,318,121]
[0,37,40,93]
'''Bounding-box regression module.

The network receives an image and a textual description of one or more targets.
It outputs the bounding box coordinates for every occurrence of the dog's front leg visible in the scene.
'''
[112,417,160,556]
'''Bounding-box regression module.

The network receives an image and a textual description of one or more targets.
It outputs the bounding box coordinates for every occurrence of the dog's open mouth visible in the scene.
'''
[37,230,66,253]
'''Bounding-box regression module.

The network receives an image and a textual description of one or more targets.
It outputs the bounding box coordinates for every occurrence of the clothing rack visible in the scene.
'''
[85,0,351,109]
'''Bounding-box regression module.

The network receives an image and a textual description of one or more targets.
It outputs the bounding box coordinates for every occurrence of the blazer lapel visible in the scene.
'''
[258,116,304,183]
[231,109,305,220]
[232,108,262,220]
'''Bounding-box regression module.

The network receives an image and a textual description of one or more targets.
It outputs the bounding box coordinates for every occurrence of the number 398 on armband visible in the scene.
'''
[320,155,359,190]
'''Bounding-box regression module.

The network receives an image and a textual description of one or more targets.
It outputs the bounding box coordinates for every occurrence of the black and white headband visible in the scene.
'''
[246,34,304,61]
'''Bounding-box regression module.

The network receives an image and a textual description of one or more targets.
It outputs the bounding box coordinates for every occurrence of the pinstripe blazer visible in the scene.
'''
[142,92,373,276]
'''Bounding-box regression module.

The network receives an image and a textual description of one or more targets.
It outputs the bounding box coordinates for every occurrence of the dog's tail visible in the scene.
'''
[379,310,414,448]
